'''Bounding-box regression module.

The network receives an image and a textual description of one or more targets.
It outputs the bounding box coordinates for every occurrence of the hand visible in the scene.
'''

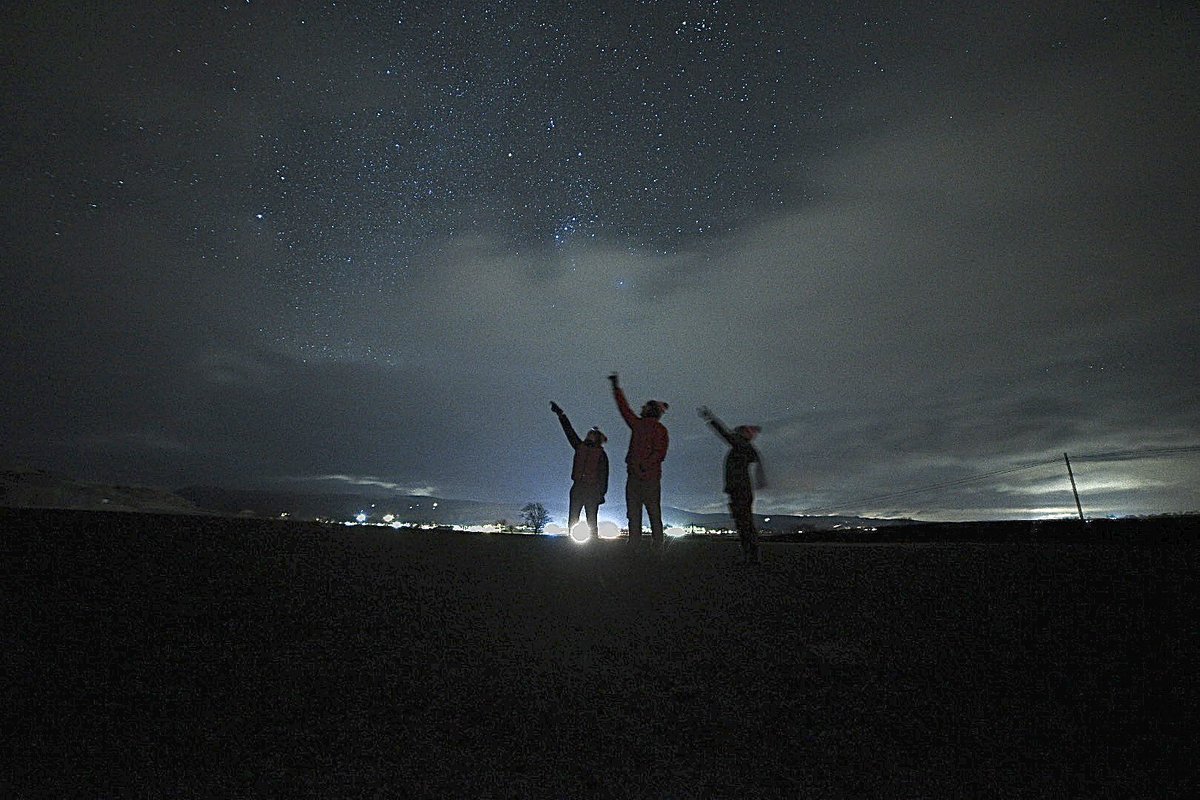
[607,372,619,386]
[550,401,563,415]
[698,406,713,420]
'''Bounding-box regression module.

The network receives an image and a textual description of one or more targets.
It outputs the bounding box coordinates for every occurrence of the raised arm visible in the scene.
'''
[551,402,582,447]
[698,406,737,446]
[610,373,638,428]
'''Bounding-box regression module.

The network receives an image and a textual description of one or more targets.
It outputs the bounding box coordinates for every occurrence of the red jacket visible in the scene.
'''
[555,411,609,494]
[613,387,669,481]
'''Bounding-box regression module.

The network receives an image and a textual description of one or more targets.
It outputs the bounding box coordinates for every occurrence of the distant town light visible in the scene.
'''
[382,514,395,523]
[355,512,367,524]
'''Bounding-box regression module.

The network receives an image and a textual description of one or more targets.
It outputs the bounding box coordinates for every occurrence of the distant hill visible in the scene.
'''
[175,485,531,526]
[660,505,919,532]
[1,469,197,514]
[2,470,919,531]
[176,485,915,531]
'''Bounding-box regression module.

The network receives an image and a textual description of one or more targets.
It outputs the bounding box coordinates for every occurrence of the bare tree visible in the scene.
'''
[520,502,551,534]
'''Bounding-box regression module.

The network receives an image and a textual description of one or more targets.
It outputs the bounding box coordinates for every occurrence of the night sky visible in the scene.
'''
[3,1,1198,522]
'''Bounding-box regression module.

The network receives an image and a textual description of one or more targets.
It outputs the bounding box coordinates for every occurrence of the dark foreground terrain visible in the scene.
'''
[3,509,1197,798]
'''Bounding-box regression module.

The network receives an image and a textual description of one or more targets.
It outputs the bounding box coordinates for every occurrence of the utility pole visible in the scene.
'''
[1064,452,1085,523]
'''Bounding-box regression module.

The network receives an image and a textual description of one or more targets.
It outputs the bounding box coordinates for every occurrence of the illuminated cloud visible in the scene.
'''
[314,475,437,496]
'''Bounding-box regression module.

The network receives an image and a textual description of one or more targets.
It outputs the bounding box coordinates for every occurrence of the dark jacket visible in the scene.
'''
[613,386,669,481]
[706,417,763,496]
[557,411,609,498]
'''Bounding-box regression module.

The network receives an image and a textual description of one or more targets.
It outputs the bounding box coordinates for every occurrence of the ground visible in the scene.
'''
[3,509,1197,798]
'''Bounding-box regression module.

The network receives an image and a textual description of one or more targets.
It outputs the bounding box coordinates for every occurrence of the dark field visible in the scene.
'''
[3,509,1197,798]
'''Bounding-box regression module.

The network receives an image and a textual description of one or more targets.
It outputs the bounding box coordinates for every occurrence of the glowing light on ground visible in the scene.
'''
[354,512,367,523]
[565,520,623,540]
[665,526,688,538]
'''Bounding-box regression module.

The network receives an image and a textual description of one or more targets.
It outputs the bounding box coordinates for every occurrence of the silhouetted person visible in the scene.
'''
[699,406,765,564]
[609,373,669,548]
[550,401,609,539]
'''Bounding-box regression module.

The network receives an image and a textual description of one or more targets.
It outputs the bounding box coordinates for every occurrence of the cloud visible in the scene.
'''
[311,474,438,496]
[220,33,1198,517]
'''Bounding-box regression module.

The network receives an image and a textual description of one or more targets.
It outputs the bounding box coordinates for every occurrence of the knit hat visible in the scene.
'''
[642,400,669,418]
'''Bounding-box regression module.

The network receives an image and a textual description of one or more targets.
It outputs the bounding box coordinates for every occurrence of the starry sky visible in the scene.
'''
[3,1,1198,522]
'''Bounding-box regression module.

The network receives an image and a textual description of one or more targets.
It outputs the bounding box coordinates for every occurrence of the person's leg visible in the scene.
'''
[745,495,760,563]
[584,499,600,538]
[731,492,758,562]
[730,497,750,558]
[568,484,584,535]
[625,475,642,542]
[645,479,664,546]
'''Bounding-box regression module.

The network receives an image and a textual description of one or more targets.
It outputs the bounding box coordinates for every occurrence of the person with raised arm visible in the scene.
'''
[698,406,765,564]
[549,401,609,539]
[609,373,669,548]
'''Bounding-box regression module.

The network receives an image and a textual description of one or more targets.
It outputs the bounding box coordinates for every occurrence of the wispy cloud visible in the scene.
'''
[312,474,438,496]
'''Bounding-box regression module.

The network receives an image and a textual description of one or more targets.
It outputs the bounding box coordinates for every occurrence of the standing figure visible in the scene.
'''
[609,373,669,547]
[550,401,609,539]
[699,406,766,563]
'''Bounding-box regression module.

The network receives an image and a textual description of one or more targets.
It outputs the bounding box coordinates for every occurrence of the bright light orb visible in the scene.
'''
[597,521,621,540]
[569,520,592,543]
[354,512,367,524]
[665,526,688,538]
